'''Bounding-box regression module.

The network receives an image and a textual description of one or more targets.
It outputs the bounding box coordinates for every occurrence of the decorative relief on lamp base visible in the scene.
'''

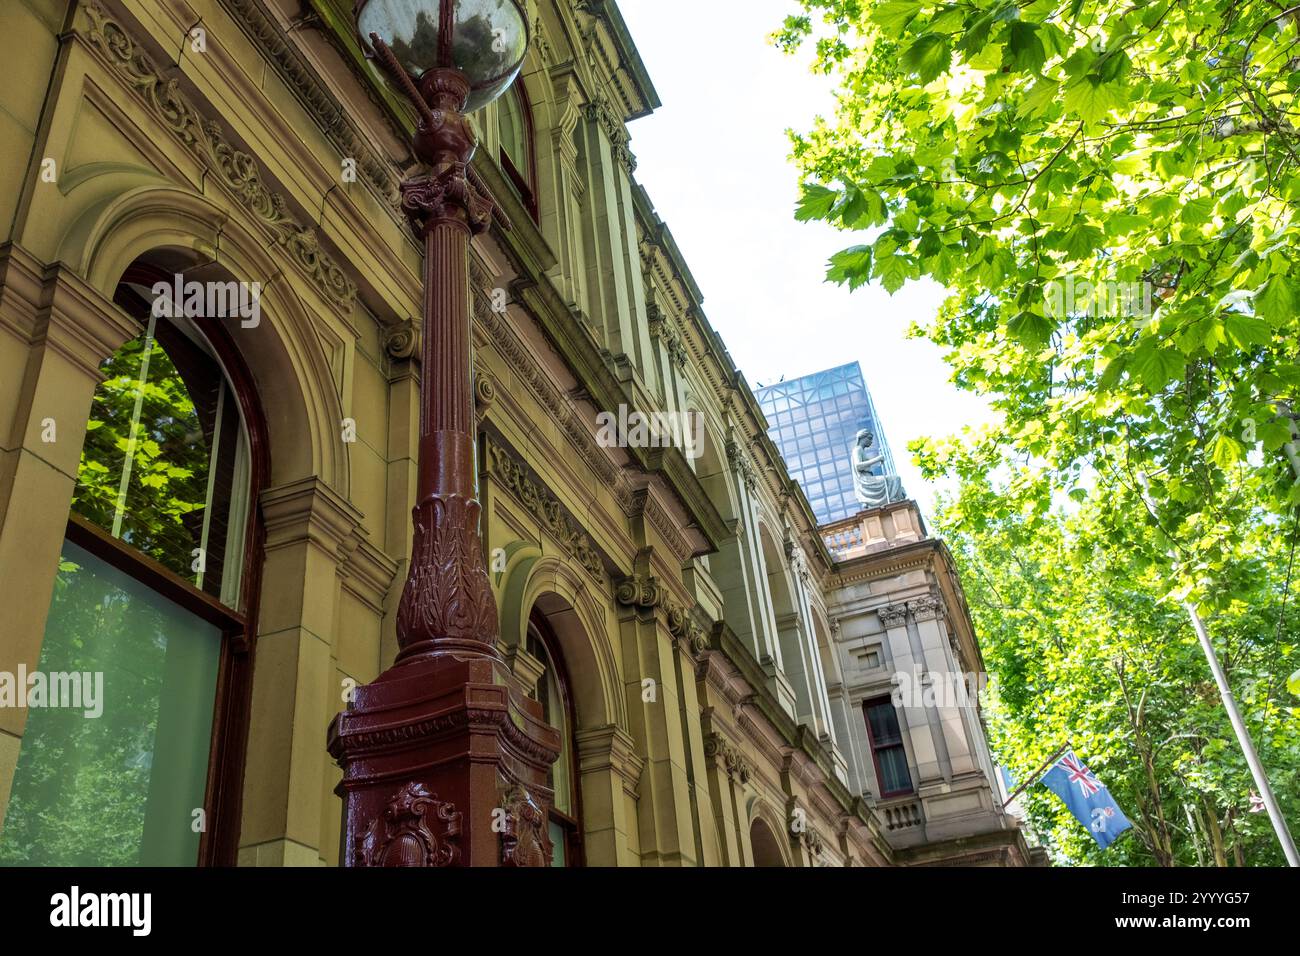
[395,494,499,655]
[357,783,461,868]
[499,783,553,867]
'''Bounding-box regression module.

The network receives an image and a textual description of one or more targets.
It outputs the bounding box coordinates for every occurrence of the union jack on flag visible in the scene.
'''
[1040,747,1132,849]
[1061,753,1101,797]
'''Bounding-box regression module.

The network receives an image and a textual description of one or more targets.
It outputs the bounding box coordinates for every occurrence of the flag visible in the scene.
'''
[1040,748,1132,849]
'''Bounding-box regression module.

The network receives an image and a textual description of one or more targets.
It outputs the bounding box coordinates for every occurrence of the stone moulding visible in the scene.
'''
[81,2,359,314]
[481,431,608,585]
[613,571,710,656]
[217,0,398,205]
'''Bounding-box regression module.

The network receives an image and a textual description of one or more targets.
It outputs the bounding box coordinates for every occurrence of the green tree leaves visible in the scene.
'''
[782,0,1300,864]
[901,33,952,83]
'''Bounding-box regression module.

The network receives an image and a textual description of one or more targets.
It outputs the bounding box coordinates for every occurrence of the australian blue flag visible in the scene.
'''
[1040,748,1132,849]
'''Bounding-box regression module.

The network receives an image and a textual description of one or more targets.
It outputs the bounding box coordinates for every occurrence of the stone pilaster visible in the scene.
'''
[239,477,365,866]
[574,724,642,866]
[0,249,136,833]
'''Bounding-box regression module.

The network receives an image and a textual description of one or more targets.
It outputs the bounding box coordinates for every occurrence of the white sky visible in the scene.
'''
[617,0,997,517]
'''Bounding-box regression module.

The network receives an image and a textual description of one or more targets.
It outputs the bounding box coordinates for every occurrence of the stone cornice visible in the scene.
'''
[217,0,398,205]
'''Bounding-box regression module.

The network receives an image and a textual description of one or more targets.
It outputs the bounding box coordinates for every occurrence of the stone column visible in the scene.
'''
[239,478,364,867]
[877,602,945,786]
[702,731,749,865]
[613,571,698,865]
[574,724,642,866]
[577,101,640,362]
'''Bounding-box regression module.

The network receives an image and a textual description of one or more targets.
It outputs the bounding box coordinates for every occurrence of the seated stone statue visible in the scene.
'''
[851,429,906,509]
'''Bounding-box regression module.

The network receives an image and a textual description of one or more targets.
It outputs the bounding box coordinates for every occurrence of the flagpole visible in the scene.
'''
[1001,742,1071,809]
[1132,470,1299,867]
[1183,602,1300,867]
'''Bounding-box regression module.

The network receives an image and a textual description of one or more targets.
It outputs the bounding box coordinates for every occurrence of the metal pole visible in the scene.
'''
[1135,470,1298,866]
[1183,601,1299,866]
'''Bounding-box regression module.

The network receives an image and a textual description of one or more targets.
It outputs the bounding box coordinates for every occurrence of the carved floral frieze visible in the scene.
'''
[483,433,607,585]
[82,3,359,313]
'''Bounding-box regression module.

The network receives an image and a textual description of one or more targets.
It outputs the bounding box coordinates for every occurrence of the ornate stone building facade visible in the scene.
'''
[0,0,1033,866]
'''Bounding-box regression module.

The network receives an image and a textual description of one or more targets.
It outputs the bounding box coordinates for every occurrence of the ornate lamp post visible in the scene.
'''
[328,0,560,867]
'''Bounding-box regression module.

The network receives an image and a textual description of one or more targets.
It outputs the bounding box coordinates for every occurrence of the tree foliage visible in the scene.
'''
[779,0,1300,864]
[935,457,1298,866]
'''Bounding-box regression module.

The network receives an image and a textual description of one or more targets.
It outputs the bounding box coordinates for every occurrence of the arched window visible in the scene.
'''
[526,610,581,866]
[750,817,786,867]
[498,84,537,220]
[0,262,264,867]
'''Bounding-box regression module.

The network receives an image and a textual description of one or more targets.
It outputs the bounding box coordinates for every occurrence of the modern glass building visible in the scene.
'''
[755,362,898,525]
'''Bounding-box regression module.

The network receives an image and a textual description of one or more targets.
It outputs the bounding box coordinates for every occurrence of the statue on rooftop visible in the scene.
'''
[851,429,907,510]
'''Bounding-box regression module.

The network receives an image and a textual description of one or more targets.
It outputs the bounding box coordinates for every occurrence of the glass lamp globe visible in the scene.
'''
[357,0,529,112]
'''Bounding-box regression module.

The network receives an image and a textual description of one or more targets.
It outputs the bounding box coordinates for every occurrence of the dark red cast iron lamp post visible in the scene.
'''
[328,0,560,868]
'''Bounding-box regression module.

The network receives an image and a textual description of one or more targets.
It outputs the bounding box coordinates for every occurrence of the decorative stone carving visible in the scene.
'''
[357,783,462,867]
[785,539,810,583]
[910,594,945,622]
[878,603,909,629]
[725,436,759,494]
[483,434,607,584]
[801,827,826,859]
[648,308,688,369]
[704,733,752,784]
[614,572,663,609]
[499,783,553,867]
[474,373,497,410]
[82,3,358,313]
[614,573,711,656]
[385,319,418,360]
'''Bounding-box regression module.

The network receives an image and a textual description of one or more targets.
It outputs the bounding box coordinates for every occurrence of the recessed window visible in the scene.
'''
[498,86,537,221]
[863,697,914,798]
[527,612,582,866]
[0,266,262,867]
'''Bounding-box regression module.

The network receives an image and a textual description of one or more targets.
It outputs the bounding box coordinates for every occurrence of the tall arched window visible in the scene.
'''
[498,84,537,220]
[0,261,265,867]
[526,610,581,866]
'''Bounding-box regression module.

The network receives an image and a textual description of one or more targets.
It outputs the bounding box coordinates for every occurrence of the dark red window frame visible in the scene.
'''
[863,695,915,799]
[63,262,270,866]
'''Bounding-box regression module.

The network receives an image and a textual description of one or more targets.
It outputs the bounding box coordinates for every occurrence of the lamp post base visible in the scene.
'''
[328,650,560,867]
